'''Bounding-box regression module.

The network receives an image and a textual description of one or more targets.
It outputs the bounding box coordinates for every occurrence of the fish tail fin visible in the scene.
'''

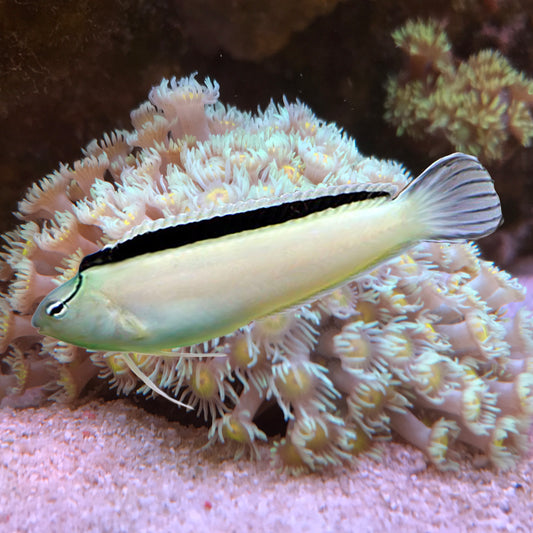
[400,152,502,241]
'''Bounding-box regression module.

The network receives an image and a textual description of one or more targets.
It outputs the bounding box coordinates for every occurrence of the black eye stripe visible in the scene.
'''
[44,275,83,317]
[47,301,66,316]
[63,274,83,305]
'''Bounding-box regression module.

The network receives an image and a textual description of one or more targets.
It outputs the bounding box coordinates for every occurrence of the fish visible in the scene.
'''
[32,152,502,354]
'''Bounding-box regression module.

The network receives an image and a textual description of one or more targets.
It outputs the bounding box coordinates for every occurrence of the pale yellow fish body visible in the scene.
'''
[32,153,502,353]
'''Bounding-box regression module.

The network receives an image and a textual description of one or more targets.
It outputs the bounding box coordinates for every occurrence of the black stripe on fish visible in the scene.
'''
[45,274,83,317]
[79,189,390,272]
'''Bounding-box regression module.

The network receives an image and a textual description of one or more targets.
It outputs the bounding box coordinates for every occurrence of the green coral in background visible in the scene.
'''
[385,18,533,162]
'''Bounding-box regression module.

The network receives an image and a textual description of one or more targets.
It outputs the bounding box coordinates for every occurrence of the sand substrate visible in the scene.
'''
[1,399,532,533]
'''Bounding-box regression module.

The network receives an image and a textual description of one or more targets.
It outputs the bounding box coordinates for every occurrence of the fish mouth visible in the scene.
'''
[31,317,41,331]
[31,313,51,337]
[31,302,44,330]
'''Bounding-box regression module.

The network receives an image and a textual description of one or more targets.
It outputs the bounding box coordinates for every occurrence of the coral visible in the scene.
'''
[1,74,533,473]
[385,18,533,162]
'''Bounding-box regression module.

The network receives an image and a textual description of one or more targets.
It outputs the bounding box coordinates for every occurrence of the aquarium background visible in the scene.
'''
[2,2,533,530]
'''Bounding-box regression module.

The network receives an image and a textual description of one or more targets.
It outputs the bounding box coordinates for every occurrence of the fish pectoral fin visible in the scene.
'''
[102,301,148,341]
[115,309,149,340]
[99,292,149,340]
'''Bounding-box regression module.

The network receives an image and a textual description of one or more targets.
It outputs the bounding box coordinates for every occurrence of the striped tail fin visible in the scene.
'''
[400,152,502,241]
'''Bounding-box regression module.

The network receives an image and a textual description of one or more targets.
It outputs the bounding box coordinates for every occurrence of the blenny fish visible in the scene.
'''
[32,153,502,354]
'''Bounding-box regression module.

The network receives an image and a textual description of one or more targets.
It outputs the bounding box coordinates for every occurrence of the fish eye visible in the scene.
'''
[45,301,68,319]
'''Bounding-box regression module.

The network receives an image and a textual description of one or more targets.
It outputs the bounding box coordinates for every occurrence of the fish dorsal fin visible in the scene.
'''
[79,181,396,271]
[120,181,398,242]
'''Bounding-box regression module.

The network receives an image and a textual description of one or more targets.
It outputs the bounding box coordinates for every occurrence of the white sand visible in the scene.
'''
[1,399,532,533]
